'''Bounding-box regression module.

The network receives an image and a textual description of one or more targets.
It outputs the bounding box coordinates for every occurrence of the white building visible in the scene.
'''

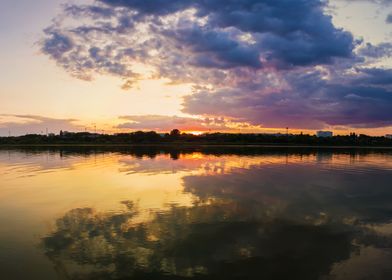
[316,131,333,138]
[386,134,392,139]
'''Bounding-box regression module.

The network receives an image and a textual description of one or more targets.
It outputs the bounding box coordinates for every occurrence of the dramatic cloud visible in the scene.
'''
[344,0,392,4]
[0,115,81,136]
[387,13,392,23]
[183,68,392,129]
[357,42,392,59]
[356,68,392,86]
[41,0,355,74]
[39,0,392,130]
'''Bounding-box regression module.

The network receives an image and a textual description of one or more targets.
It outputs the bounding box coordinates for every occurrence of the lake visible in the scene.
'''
[1,147,392,280]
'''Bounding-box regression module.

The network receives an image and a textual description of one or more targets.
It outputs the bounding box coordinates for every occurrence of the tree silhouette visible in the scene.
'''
[170,129,181,137]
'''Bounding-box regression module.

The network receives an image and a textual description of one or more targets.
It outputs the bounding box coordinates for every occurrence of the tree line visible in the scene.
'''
[1,129,392,146]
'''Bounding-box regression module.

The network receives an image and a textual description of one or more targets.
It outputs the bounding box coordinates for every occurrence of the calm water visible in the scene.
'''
[1,147,392,280]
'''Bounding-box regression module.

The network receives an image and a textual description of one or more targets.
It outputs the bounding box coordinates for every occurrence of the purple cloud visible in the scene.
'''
[182,68,392,129]
[387,13,392,23]
[39,0,392,129]
[357,42,392,58]
[40,0,356,78]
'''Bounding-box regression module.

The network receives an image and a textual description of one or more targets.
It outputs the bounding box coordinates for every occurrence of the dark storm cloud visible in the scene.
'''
[201,0,355,66]
[387,13,392,23]
[98,0,355,67]
[356,68,392,86]
[357,42,392,58]
[343,0,392,4]
[163,26,262,69]
[40,0,392,129]
[183,68,392,129]
[41,0,356,74]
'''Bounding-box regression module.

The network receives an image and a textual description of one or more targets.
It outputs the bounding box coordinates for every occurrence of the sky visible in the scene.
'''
[0,0,392,136]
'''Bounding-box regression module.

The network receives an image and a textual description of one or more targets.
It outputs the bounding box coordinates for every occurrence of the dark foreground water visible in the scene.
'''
[1,147,392,280]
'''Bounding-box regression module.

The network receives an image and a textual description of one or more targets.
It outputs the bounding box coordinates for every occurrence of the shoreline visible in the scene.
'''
[1,143,392,149]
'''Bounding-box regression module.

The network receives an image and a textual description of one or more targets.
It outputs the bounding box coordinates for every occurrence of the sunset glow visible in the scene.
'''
[2,2,392,277]
[1,0,392,136]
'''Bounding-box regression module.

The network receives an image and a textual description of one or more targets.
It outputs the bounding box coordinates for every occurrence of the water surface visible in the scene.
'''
[1,147,392,280]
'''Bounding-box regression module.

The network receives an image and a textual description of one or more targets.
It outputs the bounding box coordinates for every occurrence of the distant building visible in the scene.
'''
[316,131,333,138]
[386,134,392,139]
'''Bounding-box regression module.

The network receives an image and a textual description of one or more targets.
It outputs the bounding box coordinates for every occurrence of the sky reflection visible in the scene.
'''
[1,148,392,279]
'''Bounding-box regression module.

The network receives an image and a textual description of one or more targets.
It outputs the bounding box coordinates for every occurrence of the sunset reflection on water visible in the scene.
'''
[1,147,392,279]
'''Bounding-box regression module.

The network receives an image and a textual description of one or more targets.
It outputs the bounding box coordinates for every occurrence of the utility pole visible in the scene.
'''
[286,127,289,142]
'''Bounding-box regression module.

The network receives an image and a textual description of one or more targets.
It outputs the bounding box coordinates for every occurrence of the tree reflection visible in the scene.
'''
[43,199,354,280]
[40,150,392,279]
